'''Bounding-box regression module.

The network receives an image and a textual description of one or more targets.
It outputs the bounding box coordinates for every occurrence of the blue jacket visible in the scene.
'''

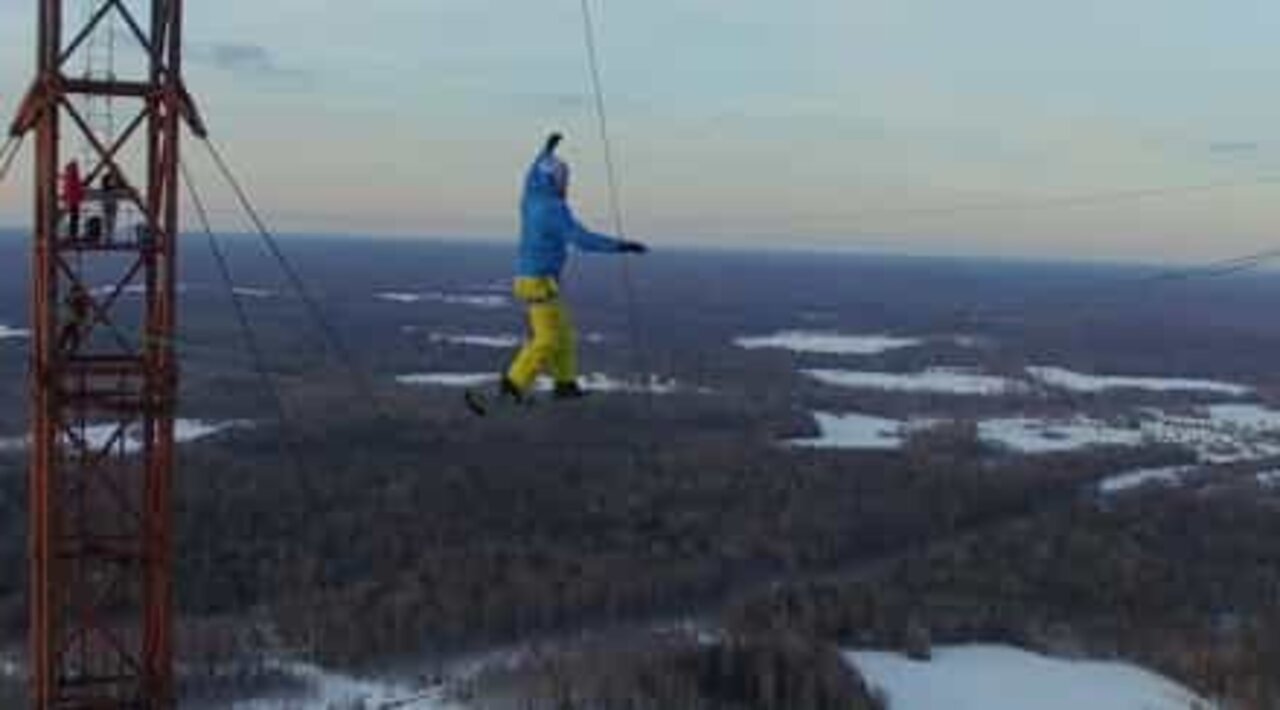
[518,149,625,278]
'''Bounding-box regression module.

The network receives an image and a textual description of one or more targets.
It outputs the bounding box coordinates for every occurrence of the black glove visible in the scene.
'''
[544,132,564,154]
[620,240,648,254]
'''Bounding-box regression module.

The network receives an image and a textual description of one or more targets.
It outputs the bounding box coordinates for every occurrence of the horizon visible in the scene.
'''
[1,223,1275,276]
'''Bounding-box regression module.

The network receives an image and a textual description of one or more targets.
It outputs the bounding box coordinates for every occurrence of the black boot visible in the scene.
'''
[465,376,524,417]
[501,377,528,402]
[553,380,588,401]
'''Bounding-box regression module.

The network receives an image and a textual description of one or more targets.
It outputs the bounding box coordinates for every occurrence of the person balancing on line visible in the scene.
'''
[466,132,648,416]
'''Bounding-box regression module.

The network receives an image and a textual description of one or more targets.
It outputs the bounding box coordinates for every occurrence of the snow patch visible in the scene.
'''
[0,324,29,340]
[397,373,499,388]
[1028,366,1251,396]
[573,373,685,395]
[230,660,460,710]
[428,333,521,349]
[231,287,276,299]
[377,291,509,309]
[1256,470,1280,488]
[1204,403,1280,430]
[789,412,907,450]
[979,417,1144,454]
[0,419,249,455]
[1098,466,1196,495]
[736,331,923,355]
[805,368,1026,396]
[92,283,192,297]
[847,644,1214,710]
[396,372,690,395]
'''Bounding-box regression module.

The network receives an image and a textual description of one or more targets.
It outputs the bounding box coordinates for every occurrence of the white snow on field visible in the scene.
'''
[396,372,689,395]
[979,417,1145,454]
[0,419,248,455]
[230,661,462,710]
[789,412,907,450]
[572,373,685,395]
[231,287,276,299]
[377,291,423,304]
[735,331,924,355]
[1142,406,1280,464]
[428,333,521,349]
[1203,403,1280,430]
[1098,466,1196,495]
[804,368,1026,396]
[92,283,192,297]
[1028,366,1252,396]
[789,402,1280,462]
[1257,470,1280,488]
[397,372,499,388]
[377,291,509,309]
[0,324,29,340]
[847,644,1214,710]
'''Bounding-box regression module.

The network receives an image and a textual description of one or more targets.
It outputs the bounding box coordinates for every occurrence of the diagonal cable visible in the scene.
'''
[197,136,389,417]
[180,158,320,503]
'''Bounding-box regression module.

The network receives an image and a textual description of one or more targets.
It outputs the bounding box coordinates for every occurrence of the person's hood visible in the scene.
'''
[526,152,570,199]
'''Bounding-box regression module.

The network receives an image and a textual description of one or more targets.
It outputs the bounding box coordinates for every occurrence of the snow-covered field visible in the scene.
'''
[979,417,1145,454]
[227,661,460,710]
[794,402,1280,465]
[0,419,249,456]
[397,372,688,395]
[397,372,499,388]
[1028,366,1251,396]
[0,324,29,340]
[230,287,277,299]
[735,331,924,355]
[804,368,1026,396]
[377,291,509,309]
[426,333,521,349]
[789,412,911,450]
[1098,466,1196,495]
[847,644,1214,710]
[1258,470,1280,488]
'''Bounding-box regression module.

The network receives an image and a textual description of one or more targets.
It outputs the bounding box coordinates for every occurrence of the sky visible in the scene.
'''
[0,0,1278,262]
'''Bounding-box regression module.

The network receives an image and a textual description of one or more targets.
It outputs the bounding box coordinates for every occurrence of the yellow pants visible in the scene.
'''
[506,276,577,393]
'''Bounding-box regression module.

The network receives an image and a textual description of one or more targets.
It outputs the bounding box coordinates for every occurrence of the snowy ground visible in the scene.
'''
[230,286,277,299]
[789,412,913,450]
[425,333,522,349]
[0,419,250,456]
[847,644,1214,710]
[1097,466,1197,495]
[396,373,499,388]
[794,403,1280,465]
[1028,366,1251,396]
[226,661,461,710]
[376,291,509,309]
[1258,470,1280,488]
[0,324,29,340]
[804,368,1027,396]
[735,331,924,355]
[396,372,688,395]
[978,417,1145,454]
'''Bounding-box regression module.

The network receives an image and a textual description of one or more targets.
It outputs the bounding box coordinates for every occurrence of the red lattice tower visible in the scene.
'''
[10,1,204,707]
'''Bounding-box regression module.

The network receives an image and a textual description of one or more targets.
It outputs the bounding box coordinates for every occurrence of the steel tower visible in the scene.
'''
[10,1,203,706]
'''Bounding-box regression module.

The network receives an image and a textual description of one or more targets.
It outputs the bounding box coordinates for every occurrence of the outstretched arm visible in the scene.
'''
[557,203,648,254]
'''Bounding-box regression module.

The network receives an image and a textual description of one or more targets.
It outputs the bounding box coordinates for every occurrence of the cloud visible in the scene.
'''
[192,42,311,85]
